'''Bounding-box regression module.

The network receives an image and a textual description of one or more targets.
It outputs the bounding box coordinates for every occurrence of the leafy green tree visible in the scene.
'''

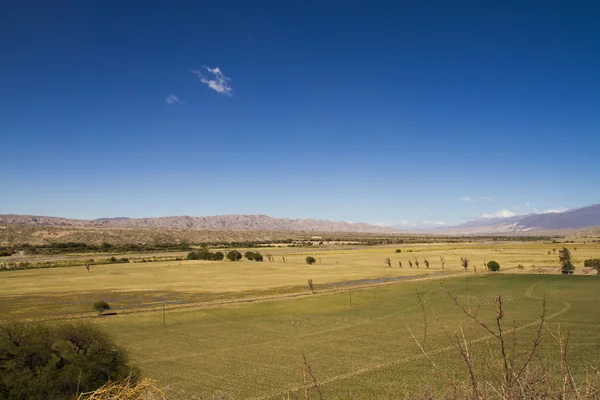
[0,322,135,399]
[227,250,242,262]
[487,261,500,271]
[253,252,264,262]
[306,256,316,265]
[93,300,111,315]
[244,251,256,260]
[211,251,224,261]
[559,247,575,274]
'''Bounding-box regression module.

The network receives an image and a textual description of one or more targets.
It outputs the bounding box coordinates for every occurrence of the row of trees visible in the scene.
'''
[386,256,502,272]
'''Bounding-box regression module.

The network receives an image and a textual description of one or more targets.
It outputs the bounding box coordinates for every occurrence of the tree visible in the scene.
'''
[226,250,242,262]
[244,251,256,261]
[93,301,111,315]
[395,249,402,253]
[440,256,446,269]
[0,321,135,399]
[461,257,469,270]
[253,252,264,262]
[385,257,391,267]
[559,247,575,274]
[306,256,316,265]
[487,260,500,272]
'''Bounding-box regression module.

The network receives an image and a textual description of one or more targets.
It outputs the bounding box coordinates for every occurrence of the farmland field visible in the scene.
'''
[93,274,599,398]
[1,241,600,398]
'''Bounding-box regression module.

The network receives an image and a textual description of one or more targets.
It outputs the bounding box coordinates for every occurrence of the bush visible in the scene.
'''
[253,252,264,262]
[244,251,256,261]
[306,256,316,265]
[517,264,525,270]
[93,300,111,315]
[0,321,136,399]
[395,249,402,253]
[226,250,242,262]
[187,249,224,261]
[487,261,500,272]
[584,259,600,270]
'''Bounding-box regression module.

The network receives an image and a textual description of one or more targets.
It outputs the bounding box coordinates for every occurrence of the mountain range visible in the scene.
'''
[1,204,599,234]
[435,204,600,234]
[0,214,396,234]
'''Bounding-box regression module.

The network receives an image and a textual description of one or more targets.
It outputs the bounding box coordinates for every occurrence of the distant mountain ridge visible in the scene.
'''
[437,204,600,234]
[0,214,398,234]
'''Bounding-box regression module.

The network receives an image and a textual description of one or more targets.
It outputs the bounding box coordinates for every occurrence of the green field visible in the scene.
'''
[1,242,600,398]
[88,274,599,398]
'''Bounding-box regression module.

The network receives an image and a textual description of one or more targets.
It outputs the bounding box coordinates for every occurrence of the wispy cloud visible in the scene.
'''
[460,196,492,203]
[165,94,184,105]
[539,207,569,214]
[192,66,233,96]
[481,209,517,219]
[421,220,446,226]
[373,220,416,228]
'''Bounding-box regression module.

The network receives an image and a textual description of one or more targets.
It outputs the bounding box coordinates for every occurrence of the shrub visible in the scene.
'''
[517,264,525,270]
[0,321,135,399]
[487,260,500,271]
[584,258,600,271]
[395,249,402,253]
[93,300,111,315]
[253,252,264,262]
[306,256,316,265]
[244,251,256,260]
[226,250,242,262]
[187,248,224,261]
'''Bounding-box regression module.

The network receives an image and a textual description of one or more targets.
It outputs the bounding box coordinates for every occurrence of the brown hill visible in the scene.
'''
[0,214,397,234]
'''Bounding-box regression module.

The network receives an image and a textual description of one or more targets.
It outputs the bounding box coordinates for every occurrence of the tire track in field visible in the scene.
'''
[137,288,443,366]
[255,280,572,400]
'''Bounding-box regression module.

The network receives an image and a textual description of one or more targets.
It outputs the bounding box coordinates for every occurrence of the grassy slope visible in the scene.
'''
[90,274,600,398]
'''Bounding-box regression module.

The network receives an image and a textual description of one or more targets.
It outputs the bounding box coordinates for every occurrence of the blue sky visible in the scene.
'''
[1,1,599,227]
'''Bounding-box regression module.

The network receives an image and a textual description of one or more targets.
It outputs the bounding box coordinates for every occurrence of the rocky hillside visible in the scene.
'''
[0,214,397,234]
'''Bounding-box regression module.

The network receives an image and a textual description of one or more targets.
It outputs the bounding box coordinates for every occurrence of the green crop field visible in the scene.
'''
[91,274,600,398]
[1,241,600,398]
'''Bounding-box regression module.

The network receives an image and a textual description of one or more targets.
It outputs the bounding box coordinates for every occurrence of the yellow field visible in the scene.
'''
[1,240,599,320]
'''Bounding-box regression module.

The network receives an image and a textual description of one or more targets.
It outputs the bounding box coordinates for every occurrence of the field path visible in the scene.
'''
[255,278,572,400]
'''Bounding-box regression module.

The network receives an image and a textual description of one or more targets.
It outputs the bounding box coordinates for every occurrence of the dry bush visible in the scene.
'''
[78,376,163,400]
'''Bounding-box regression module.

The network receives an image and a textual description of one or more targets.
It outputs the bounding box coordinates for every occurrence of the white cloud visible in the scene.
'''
[373,220,416,227]
[192,66,233,96]
[165,94,184,104]
[525,201,532,207]
[481,209,517,219]
[421,220,446,226]
[540,207,568,214]
[461,196,491,203]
